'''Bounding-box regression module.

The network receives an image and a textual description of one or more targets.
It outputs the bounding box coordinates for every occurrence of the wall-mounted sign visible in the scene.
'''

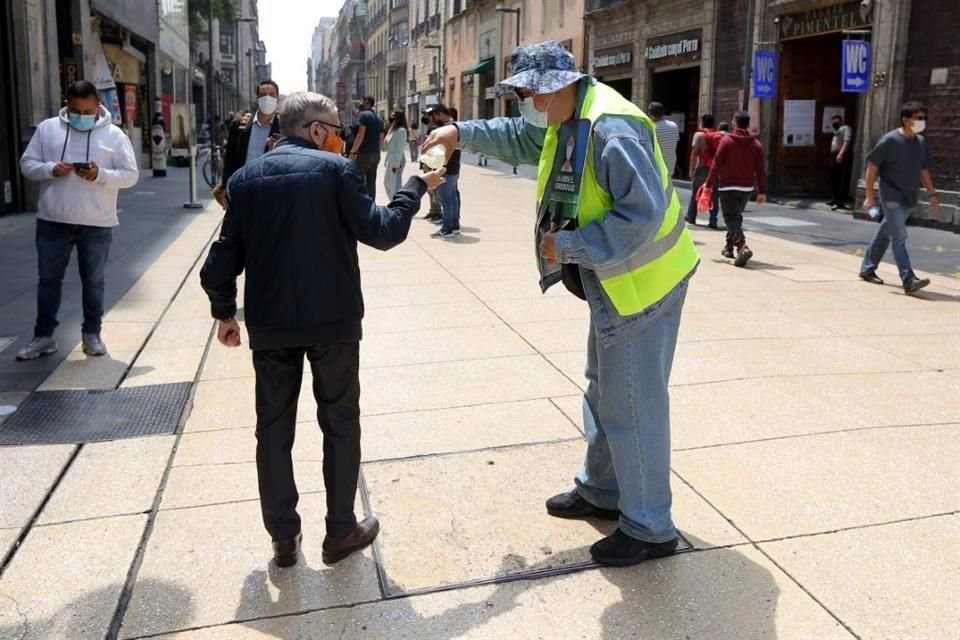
[593,46,633,72]
[753,50,776,99]
[645,30,701,65]
[778,2,874,41]
[783,99,816,147]
[484,87,496,100]
[841,40,871,93]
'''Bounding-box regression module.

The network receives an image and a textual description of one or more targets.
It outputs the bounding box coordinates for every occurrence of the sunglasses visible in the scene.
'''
[304,120,341,132]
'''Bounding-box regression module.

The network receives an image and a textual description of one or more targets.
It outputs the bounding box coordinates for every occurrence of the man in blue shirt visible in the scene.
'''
[348,96,385,197]
[859,101,941,294]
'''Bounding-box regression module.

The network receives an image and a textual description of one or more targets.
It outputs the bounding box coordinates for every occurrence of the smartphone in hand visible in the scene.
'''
[72,162,91,171]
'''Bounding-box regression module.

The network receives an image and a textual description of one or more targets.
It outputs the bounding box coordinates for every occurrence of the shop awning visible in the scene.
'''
[462,58,494,75]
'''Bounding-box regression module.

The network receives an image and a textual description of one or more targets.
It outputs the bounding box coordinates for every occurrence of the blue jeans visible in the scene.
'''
[860,199,916,284]
[35,219,113,337]
[574,286,686,543]
[438,173,460,233]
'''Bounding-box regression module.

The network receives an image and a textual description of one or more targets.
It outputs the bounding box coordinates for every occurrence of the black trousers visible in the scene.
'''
[830,154,853,206]
[354,153,380,197]
[719,190,752,249]
[252,342,361,541]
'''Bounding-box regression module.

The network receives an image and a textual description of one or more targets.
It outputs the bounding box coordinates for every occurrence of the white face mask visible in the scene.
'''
[910,119,926,134]
[518,96,549,128]
[257,95,278,115]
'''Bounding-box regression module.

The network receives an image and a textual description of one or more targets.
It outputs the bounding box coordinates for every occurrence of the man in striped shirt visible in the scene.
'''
[648,102,679,179]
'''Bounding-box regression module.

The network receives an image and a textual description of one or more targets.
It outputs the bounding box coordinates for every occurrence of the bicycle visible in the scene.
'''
[200,143,224,189]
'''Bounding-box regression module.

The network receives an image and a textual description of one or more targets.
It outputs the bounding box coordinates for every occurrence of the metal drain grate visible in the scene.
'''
[0,382,192,445]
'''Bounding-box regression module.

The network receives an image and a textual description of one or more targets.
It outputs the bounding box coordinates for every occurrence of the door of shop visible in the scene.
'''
[775,31,861,196]
[650,66,700,177]
[601,77,632,101]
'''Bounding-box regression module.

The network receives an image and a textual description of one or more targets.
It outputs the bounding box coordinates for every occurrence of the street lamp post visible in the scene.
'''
[495,4,521,173]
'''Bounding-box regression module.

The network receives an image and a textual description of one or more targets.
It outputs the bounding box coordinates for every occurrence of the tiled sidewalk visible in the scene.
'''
[0,164,958,639]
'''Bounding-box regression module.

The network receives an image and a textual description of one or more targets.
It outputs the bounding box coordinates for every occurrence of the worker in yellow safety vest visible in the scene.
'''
[424,41,699,567]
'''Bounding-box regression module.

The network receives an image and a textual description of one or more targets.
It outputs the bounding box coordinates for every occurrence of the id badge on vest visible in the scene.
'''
[547,118,591,228]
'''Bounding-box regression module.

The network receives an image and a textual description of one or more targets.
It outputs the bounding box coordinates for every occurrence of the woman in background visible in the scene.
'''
[383,111,408,199]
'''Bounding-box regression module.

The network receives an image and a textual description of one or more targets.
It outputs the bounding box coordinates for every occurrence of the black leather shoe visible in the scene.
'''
[322,516,380,564]
[590,529,678,567]
[272,532,302,568]
[903,277,930,294]
[546,489,620,521]
[859,271,884,285]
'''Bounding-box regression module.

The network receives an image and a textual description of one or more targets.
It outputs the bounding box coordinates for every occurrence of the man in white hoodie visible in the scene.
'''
[16,80,139,361]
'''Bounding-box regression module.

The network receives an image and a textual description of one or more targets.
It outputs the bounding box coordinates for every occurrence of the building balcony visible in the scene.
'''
[387,46,408,68]
[585,0,630,13]
[390,1,409,24]
[428,72,439,89]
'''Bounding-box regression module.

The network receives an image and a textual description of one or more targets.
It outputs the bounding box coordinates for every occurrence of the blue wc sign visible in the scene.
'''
[841,40,871,93]
[753,50,776,99]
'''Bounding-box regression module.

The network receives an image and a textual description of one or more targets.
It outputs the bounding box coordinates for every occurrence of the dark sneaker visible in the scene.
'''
[272,532,302,568]
[707,222,720,230]
[431,229,460,239]
[425,212,442,221]
[734,246,753,267]
[859,271,884,285]
[683,215,696,225]
[590,529,678,567]
[546,489,620,521]
[81,333,107,357]
[15,336,58,361]
[721,247,734,260]
[903,277,930,294]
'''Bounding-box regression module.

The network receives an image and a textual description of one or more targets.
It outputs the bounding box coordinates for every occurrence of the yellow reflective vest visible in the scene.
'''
[536,82,699,317]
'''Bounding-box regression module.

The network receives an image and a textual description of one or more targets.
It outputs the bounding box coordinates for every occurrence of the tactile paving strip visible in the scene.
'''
[0,382,192,445]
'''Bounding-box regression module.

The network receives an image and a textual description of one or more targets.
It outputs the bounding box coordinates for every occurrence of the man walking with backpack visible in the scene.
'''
[685,113,720,228]
[705,111,767,267]
[214,80,281,207]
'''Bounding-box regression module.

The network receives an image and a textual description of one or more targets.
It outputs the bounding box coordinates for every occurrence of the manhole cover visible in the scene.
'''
[0,382,192,445]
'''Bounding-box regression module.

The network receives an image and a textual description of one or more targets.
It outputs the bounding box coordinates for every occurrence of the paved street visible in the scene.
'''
[0,162,958,639]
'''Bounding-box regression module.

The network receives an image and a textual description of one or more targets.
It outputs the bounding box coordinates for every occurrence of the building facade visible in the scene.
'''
[333,0,368,123]
[407,0,445,124]
[309,17,336,95]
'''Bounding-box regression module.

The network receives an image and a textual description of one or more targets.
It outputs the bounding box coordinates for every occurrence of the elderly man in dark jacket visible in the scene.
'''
[200,91,444,568]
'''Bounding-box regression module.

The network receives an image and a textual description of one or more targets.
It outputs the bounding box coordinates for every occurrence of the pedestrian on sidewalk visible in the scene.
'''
[423,41,699,567]
[408,122,421,163]
[347,96,385,197]
[215,80,281,207]
[705,111,767,267]
[383,111,408,199]
[422,105,462,238]
[200,92,445,568]
[684,113,721,228]
[648,102,679,179]
[16,80,139,361]
[859,102,940,294]
[828,114,854,210]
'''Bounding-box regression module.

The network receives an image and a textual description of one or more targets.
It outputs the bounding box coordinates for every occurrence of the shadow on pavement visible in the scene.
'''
[0,579,194,640]
[226,539,781,639]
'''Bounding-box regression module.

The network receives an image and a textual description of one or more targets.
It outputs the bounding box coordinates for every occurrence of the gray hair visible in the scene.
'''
[279,91,337,137]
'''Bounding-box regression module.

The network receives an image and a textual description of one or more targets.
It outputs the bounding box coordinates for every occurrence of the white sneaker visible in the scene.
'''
[82,333,107,357]
[16,336,58,361]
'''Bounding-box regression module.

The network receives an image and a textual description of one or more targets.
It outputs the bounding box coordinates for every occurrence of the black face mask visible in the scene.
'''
[832,122,841,131]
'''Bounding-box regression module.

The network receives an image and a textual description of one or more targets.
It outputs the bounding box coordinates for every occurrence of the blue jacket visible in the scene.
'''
[201,137,427,350]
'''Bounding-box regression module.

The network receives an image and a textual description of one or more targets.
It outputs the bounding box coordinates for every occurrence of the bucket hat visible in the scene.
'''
[495,40,586,98]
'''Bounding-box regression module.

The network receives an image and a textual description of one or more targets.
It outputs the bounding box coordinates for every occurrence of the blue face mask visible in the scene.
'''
[68,113,96,131]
